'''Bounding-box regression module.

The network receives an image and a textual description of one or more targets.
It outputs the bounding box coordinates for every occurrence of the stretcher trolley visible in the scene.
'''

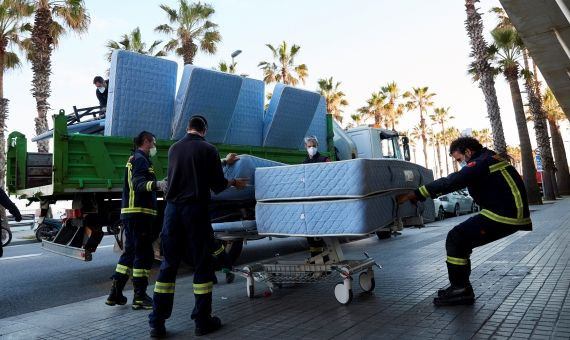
[235,237,381,305]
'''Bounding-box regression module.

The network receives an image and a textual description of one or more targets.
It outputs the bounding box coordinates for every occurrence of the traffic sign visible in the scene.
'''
[535,154,543,172]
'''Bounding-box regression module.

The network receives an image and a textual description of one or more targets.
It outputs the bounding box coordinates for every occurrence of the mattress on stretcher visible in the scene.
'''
[255,158,434,201]
[211,155,284,201]
[105,50,177,139]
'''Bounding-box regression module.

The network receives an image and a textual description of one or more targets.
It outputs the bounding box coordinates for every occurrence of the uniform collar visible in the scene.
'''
[185,133,205,141]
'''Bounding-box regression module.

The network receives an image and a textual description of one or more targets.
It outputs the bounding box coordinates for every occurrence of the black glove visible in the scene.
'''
[10,209,22,222]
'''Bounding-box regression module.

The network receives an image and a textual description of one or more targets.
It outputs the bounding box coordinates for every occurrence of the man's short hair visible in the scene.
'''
[134,131,155,147]
[449,136,483,155]
[188,115,208,132]
[93,76,104,85]
[304,135,319,146]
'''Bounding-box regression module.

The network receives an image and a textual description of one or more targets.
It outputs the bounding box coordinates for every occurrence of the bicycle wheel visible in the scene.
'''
[1,227,12,246]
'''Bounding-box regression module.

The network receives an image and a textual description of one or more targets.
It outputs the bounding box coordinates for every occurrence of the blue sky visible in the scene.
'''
[5,0,563,154]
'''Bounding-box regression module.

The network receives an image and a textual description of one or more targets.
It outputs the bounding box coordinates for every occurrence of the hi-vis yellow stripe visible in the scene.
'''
[489,161,510,173]
[146,181,153,192]
[447,256,469,265]
[115,264,132,275]
[154,282,175,294]
[121,207,157,215]
[213,245,225,256]
[133,268,151,278]
[419,185,430,198]
[126,163,134,209]
[193,282,213,295]
[481,209,531,226]
[489,161,524,220]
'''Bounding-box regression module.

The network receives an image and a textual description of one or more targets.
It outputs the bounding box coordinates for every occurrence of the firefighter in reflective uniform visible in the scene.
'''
[148,116,247,338]
[397,137,532,306]
[106,131,167,310]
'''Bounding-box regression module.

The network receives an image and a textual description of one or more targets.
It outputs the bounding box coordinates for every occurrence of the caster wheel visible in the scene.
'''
[334,282,353,305]
[359,271,375,292]
[247,284,254,298]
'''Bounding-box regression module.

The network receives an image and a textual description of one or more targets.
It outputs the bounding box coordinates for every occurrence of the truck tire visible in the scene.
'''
[35,224,58,242]
[223,240,243,264]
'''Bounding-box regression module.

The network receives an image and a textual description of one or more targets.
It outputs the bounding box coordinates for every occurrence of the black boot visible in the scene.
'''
[132,278,153,310]
[434,261,474,306]
[195,316,222,336]
[106,278,128,306]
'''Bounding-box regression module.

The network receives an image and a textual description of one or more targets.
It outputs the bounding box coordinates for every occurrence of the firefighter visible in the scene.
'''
[397,137,532,306]
[106,131,167,310]
[148,116,247,337]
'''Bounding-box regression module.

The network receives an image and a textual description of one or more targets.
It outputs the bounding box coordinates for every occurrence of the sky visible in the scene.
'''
[4,0,568,160]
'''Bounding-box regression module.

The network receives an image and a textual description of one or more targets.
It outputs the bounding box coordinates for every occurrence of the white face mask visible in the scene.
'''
[307,147,318,157]
[460,160,467,168]
[97,86,105,93]
[149,147,157,157]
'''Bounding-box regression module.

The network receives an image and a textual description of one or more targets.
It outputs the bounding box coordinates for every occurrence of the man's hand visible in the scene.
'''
[157,180,168,192]
[229,178,248,189]
[396,191,417,204]
[10,209,22,222]
[224,153,240,166]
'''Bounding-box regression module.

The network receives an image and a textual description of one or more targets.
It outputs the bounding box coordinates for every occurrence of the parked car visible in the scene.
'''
[433,197,445,221]
[438,189,477,217]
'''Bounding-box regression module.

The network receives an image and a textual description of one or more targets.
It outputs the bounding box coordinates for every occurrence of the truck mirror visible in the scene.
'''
[401,136,411,161]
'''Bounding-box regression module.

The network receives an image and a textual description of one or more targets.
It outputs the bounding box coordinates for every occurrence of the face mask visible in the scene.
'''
[98,86,105,93]
[149,147,157,157]
[460,160,467,168]
[307,147,317,157]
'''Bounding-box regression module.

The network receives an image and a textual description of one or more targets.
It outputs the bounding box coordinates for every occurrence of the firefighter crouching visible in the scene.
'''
[106,131,167,310]
[397,137,532,306]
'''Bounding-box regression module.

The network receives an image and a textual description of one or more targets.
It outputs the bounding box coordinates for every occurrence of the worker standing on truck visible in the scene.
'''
[0,189,22,258]
[106,131,167,310]
[93,76,108,108]
[303,136,330,259]
[397,137,532,306]
[148,115,247,338]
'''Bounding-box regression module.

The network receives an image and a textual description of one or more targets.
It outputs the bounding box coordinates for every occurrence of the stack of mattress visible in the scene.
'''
[171,65,243,142]
[224,78,265,146]
[301,96,328,152]
[255,158,435,236]
[105,50,177,139]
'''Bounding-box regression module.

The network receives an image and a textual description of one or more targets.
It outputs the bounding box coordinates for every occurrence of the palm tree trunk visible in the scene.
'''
[505,69,542,204]
[441,122,450,175]
[548,117,570,194]
[182,37,194,65]
[436,140,443,178]
[465,0,507,155]
[419,110,429,167]
[31,7,53,153]
[281,67,287,85]
[0,43,8,228]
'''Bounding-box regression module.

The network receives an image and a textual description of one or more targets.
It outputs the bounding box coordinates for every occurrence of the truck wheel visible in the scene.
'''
[36,224,58,242]
[454,204,460,217]
[437,207,445,221]
[223,240,243,264]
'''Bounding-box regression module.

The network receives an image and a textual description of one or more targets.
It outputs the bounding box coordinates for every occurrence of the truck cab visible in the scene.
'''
[333,124,410,161]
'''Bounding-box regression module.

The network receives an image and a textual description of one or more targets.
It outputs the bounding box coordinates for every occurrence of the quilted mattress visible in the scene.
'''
[224,78,265,146]
[255,158,434,201]
[263,84,320,149]
[105,50,177,139]
[171,65,243,142]
[300,96,328,152]
[211,155,284,201]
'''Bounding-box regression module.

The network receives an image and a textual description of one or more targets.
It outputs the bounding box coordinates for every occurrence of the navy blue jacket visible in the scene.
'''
[120,149,158,220]
[415,148,531,230]
[0,189,21,221]
[303,152,330,164]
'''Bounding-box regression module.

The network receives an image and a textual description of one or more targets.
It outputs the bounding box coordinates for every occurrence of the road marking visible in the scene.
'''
[0,253,43,261]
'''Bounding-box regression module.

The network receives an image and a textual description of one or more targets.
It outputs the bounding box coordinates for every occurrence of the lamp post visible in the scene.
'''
[231,49,242,65]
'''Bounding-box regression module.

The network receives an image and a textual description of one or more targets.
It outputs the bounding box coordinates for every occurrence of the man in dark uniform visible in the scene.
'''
[303,136,330,258]
[93,76,108,108]
[149,116,247,337]
[0,189,22,258]
[106,131,166,310]
[398,137,532,306]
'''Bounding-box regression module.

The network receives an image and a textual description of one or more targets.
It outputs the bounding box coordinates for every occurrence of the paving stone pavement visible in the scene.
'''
[1,198,570,339]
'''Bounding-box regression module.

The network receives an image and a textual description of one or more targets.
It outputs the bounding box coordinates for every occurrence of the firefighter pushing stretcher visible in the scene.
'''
[397,136,532,306]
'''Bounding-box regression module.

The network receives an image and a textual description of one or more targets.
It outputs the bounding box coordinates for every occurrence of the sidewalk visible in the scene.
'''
[1,198,570,339]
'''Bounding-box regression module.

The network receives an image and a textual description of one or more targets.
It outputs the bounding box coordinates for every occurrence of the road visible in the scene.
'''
[0,235,309,319]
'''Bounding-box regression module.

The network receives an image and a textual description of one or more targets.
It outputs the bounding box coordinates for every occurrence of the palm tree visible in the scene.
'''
[0,0,34,227]
[217,60,236,74]
[350,113,362,127]
[317,77,348,123]
[410,125,422,164]
[472,128,493,148]
[258,41,308,86]
[29,0,89,153]
[358,92,387,128]
[404,86,435,167]
[155,0,221,65]
[489,26,542,204]
[381,81,404,130]
[543,87,570,194]
[445,127,461,172]
[430,107,454,175]
[433,131,444,178]
[105,27,165,62]
[507,145,522,174]
[464,0,507,155]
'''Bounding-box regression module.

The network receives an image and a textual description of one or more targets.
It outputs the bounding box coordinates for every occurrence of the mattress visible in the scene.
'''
[262,84,320,149]
[211,155,284,201]
[255,158,434,201]
[224,78,265,146]
[171,65,243,142]
[256,191,402,236]
[32,119,105,142]
[300,96,328,152]
[105,50,177,139]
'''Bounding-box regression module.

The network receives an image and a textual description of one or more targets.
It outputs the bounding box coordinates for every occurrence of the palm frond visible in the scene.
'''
[52,0,90,34]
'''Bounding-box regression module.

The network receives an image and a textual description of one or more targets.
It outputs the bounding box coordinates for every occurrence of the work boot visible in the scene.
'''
[132,292,153,310]
[438,283,472,296]
[195,316,222,336]
[433,285,474,306]
[105,279,128,306]
[149,324,166,338]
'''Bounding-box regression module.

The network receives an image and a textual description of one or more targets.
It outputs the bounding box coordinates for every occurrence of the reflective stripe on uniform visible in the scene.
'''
[126,163,135,208]
[193,282,213,295]
[213,245,225,256]
[480,209,531,226]
[146,181,154,192]
[115,264,132,275]
[447,256,469,265]
[133,268,151,278]
[309,247,324,252]
[154,281,175,294]
[419,185,430,199]
[489,161,524,220]
[120,207,158,215]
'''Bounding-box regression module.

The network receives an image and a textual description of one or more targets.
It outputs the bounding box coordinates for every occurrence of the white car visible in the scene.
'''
[433,197,445,221]
[437,189,477,217]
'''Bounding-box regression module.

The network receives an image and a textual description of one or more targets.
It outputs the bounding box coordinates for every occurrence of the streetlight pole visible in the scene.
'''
[231,49,242,65]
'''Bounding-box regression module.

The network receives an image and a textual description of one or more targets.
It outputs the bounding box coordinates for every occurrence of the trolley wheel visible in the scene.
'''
[247,284,254,298]
[334,282,353,305]
[359,270,375,292]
